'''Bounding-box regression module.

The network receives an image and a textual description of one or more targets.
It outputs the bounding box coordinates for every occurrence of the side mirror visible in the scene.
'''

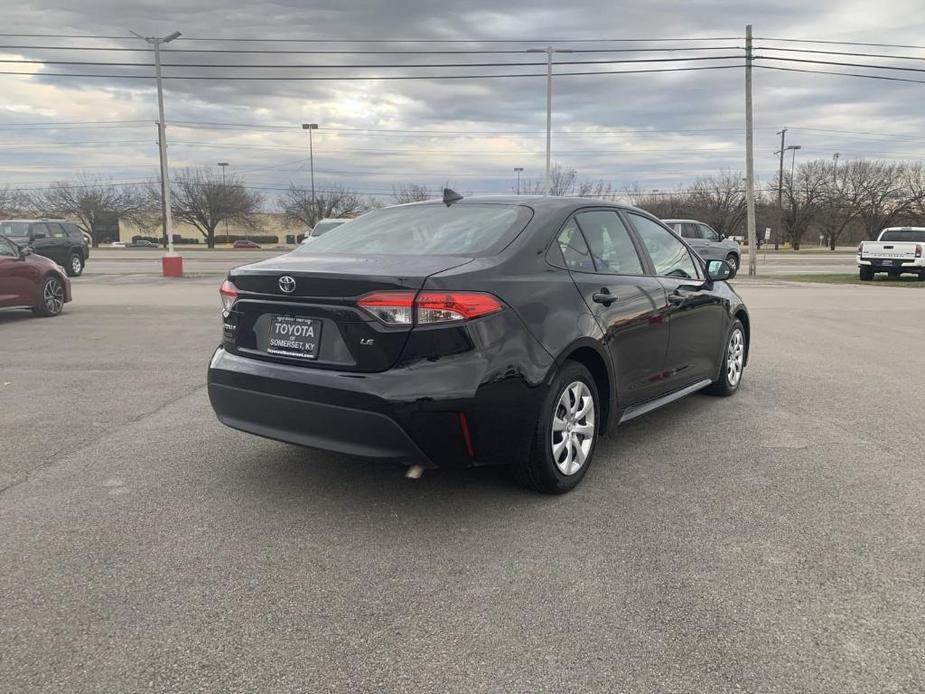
[18,247,32,259]
[705,259,732,282]
[717,233,726,241]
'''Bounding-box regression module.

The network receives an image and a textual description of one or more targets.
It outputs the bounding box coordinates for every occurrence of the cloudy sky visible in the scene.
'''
[1,0,924,204]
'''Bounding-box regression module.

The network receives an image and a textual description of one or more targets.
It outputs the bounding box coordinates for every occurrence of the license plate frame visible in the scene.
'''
[880,259,894,266]
[266,315,321,360]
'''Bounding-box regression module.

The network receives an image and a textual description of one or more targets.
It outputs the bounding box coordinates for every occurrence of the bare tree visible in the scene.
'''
[575,179,616,199]
[392,184,432,204]
[816,159,866,250]
[686,170,746,236]
[166,168,264,248]
[280,184,366,227]
[624,185,691,220]
[0,186,30,218]
[781,160,828,250]
[29,174,146,247]
[855,161,916,240]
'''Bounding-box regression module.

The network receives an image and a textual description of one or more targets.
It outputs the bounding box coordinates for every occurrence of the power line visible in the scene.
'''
[754,36,925,50]
[756,64,925,85]
[0,63,743,80]
[174,36,743,44]
[755,46,925,62]
[0,44,742,55]
[754,55,925,74]
[0,119,150,128]
[0,55,743,69]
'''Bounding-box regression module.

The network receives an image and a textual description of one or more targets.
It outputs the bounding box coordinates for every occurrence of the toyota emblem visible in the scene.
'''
[278,275,296,293]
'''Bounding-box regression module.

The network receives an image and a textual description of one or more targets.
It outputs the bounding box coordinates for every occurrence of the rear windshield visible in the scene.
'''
[293,204,533,257]
[0,221,30,238]
[880,229,925,242]
[311,220,345,237]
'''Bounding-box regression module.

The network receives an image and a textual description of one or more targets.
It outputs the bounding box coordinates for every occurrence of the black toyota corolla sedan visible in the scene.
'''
[208,192,750,493]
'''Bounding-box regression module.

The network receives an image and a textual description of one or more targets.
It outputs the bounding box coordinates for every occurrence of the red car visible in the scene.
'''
[0,236,71,317]
[232,239,261,249]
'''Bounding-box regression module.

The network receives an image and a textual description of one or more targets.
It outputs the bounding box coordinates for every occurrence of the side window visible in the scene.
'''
[627,213,701,280]
[31,223,49,239]
[0,237,16,257]
[64,223,82,238]
[698,224,719,241]
[553,218,594,272]
[681,223,700,239]
[574,210,644,275]
[49,223,68,239]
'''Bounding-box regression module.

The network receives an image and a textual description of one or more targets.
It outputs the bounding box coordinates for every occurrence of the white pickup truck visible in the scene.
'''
[857,227,925,281]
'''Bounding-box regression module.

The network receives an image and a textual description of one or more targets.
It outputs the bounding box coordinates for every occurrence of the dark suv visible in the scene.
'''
[0,219,90,277]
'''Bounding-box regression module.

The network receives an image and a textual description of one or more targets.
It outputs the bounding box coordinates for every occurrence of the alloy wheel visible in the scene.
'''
[726,328,744,387]
[726,254,739,272]
[44,279,64,315]
[551,381,595,476]
[71,255,82,275]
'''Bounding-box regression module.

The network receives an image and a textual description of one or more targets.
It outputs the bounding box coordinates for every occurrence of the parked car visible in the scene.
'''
[662,219,741,277]
[0,219,90,277]
[233,239,261,249]
[129,239,159,248]
[301,218,346,244]
[208,193,750,494]
[111,241,126,248]
[857,227,925,280]
[0,236,71,316]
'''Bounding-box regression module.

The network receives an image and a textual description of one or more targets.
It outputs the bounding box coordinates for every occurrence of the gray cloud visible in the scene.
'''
[0,0,923,199]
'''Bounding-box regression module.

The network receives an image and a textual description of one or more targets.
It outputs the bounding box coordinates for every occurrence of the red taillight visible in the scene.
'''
[916,244,923,258]
[857,242,863,253]
[357,290,502,324]
[219,279,238,312]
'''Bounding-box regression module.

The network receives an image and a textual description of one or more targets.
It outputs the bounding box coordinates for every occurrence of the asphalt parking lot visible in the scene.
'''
[1,271,923,692]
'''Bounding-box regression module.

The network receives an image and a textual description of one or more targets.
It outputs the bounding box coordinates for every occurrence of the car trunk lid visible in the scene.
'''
[226,253,473,372]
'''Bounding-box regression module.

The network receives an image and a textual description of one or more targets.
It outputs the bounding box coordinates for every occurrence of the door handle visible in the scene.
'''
[592,288,616,306]
[668,290,690,305]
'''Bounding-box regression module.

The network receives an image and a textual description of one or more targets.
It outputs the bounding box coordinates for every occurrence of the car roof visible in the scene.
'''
[662,219,707,224]
[882,226,925,231]
[400,195,655,217]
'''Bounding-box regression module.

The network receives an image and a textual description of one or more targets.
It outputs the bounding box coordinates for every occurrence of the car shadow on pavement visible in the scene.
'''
[0,310,39,324]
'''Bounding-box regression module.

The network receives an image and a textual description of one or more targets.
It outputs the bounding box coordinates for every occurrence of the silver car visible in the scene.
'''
[662,219,741,277]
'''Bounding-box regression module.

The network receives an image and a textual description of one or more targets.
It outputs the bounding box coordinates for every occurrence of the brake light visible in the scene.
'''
[916,244,923,258]
[357,290,502,324]
[857,242,863,253]
[219,279,238,312]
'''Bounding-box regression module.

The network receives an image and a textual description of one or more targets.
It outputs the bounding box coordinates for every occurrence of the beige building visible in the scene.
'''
[118,212,300,245]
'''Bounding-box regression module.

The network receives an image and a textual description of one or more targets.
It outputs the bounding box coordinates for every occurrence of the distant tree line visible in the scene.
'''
[3,159,924,250]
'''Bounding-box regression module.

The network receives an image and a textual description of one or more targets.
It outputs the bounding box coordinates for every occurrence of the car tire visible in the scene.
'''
[32,276,65,317]
[705,319,746,397]
[515,361,600,494]
[66,252,83,277]
[859,266,874,281]
[725,253,739,278]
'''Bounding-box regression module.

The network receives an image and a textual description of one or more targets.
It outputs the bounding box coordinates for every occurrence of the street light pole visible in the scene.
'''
[218,161,229,244]
[302,123,318,224]
[527,47,573,195]
[789,144,802,181]
[775,128,787,251]
[134,30,181,260]
[514,167,524,195]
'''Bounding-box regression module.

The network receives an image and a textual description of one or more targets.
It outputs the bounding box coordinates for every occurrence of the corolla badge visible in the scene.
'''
[278,275,296,293]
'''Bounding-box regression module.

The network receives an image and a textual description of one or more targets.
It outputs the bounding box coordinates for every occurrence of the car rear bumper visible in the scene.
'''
[209,379,434,467]
[207,344,551,468]
[858,258,923,269]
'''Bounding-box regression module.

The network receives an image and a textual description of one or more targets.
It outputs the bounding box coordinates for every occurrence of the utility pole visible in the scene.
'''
[514,167,524,195]
[302,123,318,224]
[744,25,758,276]
[218,161,229,244]
[526,47,573,195]
[134,29,182,275]
[776,128,787,251]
